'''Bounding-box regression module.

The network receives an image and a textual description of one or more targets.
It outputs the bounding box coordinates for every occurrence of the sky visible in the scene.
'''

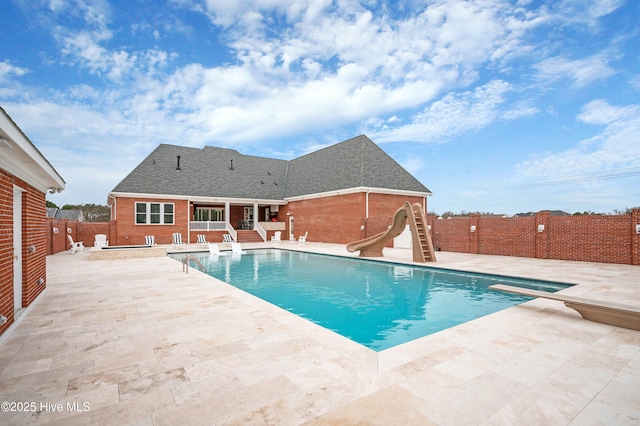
[1,0,639,216]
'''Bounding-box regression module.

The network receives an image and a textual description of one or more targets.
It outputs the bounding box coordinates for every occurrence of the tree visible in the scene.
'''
[46,200,58,208]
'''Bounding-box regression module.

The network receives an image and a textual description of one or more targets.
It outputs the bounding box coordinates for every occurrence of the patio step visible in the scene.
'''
[236,230,264,243]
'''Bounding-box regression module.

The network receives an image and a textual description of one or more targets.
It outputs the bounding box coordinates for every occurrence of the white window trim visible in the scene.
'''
[194,207,224,222]
[135,202,175,225]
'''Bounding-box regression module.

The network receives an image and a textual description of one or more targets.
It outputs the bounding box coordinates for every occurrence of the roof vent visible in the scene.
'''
[229,159,234,170]
[176,155,181,170]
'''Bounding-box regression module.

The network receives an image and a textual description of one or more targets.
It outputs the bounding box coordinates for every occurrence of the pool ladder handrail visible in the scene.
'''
[182,255,207,274]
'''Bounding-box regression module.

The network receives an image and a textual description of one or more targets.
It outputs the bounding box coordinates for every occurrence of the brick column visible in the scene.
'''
[535,211,550,259]
[469,214,479,254]
[632,208,640,265]
[109,219,117,247]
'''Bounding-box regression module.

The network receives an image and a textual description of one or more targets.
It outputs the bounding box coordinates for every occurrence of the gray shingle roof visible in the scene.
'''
[112,144,288,199]
[285,135,430,197]
[111,135,430,200]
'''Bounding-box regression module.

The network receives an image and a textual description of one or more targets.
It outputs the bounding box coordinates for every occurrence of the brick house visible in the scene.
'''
[109,135,432,246]
[0,106,65,337]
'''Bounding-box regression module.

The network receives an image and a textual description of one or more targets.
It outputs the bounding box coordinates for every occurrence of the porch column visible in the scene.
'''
[225,202,230,226]
[253,201,259,229]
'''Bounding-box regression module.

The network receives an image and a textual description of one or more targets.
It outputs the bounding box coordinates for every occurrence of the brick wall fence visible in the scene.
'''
[426,208,640,265]
[47,208,640,265]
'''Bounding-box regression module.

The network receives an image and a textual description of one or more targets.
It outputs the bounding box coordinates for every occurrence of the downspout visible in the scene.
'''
[187,197,191,244]
[365,188,371,219]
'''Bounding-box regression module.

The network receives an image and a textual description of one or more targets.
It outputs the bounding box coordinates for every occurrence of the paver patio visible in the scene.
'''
[1,243,639,425]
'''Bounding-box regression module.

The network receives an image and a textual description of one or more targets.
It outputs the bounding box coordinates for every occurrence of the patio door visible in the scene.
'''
[13,186,24,313]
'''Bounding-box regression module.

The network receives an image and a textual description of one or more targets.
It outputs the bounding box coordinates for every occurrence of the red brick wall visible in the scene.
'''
[429,209,640,265]
[546,214,633,264]
[0,169,48,335]
[21,186,47,306]
[478,217,536,258]
[430,216,471,252]
[46,220,113,254]
[286,193,426,244]
[113,197,190,245]
[0,169,13,334]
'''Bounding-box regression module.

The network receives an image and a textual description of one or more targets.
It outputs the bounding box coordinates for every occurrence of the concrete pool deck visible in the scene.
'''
[1,242,639,425]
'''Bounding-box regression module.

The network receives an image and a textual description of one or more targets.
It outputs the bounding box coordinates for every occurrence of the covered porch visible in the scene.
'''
[188,198,287,243]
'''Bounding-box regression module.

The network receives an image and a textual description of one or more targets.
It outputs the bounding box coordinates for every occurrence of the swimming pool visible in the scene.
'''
[170,249,572,351]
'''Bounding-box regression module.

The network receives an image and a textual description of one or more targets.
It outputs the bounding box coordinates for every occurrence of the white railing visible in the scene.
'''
[255,222,267,242]
[190,220,240,242]
[225,222,237,242]
[190,221,226,231]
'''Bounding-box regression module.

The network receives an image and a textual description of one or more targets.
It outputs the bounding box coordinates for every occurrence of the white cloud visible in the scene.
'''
[369,80,537,143]
[516,100,640,178]
[577,99,638,125]
[0,61,29,83]
[553,0,624,27]
[534,54,616,87]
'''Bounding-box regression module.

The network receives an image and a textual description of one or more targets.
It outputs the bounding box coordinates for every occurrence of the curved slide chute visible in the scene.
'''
[346,202,436,262]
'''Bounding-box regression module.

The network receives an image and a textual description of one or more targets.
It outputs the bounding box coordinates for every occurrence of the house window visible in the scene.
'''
[244,207,253,221]
[135,202,174,224]
[194,208,224,221]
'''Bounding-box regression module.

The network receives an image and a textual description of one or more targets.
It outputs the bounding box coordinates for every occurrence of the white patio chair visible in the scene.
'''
[222,233,233,247]
[172,233,186,249]
[145,235,157,246]
[231,242,246,255]
[298,231,308,244]
[196,234,209,248]
[94,234,108,248]
[67,235,84,254]
[208,243,227,256]
[271,231,281,244]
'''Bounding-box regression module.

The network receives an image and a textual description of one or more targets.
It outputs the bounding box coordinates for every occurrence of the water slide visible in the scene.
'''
[346,202,436,262]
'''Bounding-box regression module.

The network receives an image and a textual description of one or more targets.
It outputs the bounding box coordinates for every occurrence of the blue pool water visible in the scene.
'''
[170,249,571,351]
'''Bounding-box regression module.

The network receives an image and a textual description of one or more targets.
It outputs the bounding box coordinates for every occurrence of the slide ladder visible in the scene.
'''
[346,202,436,262]
[409,203,436,263]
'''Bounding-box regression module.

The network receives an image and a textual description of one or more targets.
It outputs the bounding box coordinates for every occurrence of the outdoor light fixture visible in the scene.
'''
[636,224,640,234]
[470,225,476,232]
[538,224,545,233]
[286,211,292,216]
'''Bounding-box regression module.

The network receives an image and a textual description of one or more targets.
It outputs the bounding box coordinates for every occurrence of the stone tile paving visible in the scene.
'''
[0,243,638,425]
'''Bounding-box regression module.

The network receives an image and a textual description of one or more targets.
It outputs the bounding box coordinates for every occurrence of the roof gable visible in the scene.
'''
[284,135,430,197]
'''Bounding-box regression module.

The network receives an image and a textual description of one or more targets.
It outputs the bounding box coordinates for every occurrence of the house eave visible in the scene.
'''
[0,108,65,193]
[284,186,431,202]
[109,191,288,206]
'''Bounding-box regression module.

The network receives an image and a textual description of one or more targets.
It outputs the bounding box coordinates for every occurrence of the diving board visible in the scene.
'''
[489,284,640,331]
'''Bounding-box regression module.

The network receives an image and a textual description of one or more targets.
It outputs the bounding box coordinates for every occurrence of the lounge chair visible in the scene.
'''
[298,231,308,244]
[94,234,108,248]
[196,234,209,248]
[222,234,233,247]
[208,243,222,256]
[490,284,640,331]
[67,235,84,254]
[172,233,186,249]
[271,231,281,244]
[145,235,156,246]
[231,242,246,255]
